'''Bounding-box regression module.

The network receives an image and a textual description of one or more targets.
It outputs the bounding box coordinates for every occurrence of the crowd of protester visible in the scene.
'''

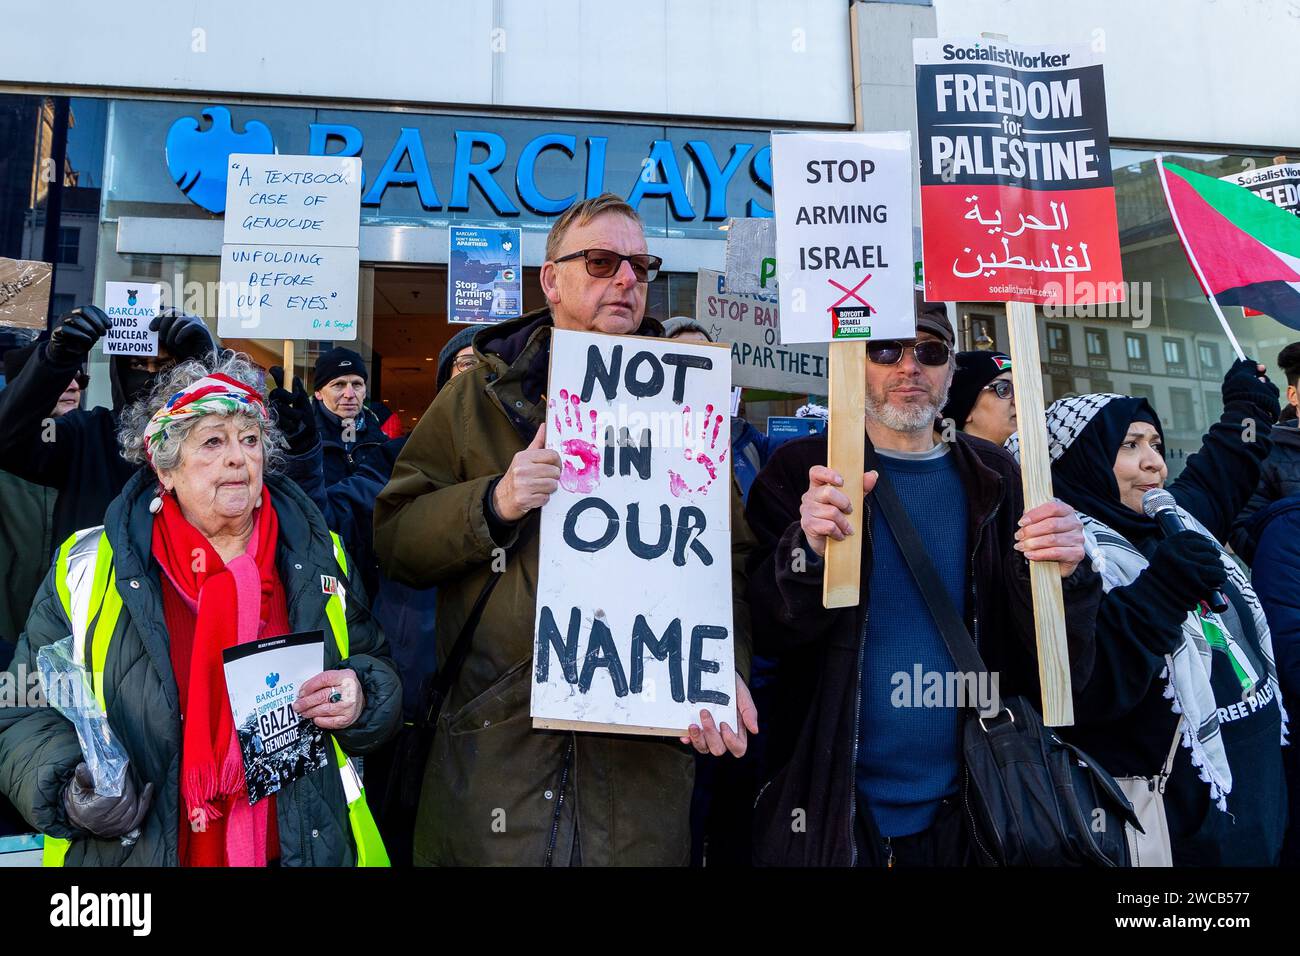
[0,194,1296,867]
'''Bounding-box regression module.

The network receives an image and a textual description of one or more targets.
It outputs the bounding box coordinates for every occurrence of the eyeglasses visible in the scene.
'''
[552,248,663,283]
[866,340,951,367]
[982,379,1014,401]
[451,355,481,374]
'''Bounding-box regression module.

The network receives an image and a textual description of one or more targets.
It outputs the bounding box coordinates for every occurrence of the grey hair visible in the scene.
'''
[118,350,285,474]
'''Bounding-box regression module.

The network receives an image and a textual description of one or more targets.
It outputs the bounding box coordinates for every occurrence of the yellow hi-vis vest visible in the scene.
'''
[42,526,389,867]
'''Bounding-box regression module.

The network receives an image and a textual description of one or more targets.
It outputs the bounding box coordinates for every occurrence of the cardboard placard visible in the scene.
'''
[532,329,737,735]
[696,269,828,395]
[771,131,915,343]
[0,258,52,330]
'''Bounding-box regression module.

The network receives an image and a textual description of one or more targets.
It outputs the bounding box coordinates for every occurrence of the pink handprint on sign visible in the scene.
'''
[669,403,728,497]
[550,388,601,493]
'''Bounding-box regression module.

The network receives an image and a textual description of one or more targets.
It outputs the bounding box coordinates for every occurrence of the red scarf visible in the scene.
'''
[152,487,281,866]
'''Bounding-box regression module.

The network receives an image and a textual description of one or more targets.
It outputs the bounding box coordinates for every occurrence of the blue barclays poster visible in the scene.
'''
[448,225,523,324]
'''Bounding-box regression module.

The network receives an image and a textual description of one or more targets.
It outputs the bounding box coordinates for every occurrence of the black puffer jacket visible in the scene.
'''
[1231,421,1300,562]
[744,433,1103,867]
[0,471,402,865]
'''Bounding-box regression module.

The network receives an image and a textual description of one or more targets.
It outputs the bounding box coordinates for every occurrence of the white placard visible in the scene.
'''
[103,282,162,356]
[532,329,737,735]
[217,245,360,341]
[772,131,915,343]
[696,269,828,395]
[223,154,362,248]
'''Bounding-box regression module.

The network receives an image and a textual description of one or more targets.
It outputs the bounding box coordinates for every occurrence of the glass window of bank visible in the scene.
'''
[955,147,1300,478]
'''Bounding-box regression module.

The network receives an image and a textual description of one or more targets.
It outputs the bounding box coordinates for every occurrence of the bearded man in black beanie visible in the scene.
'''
[941,350,1017,446]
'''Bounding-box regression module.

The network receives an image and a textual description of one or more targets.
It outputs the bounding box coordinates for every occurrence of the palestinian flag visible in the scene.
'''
[1158,158,1300,331]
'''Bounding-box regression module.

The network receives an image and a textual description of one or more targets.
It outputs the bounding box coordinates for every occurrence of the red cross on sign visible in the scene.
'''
[827,274,874,314]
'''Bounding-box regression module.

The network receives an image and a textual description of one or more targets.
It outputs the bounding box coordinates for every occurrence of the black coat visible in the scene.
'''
[0,345,141,550]
[1231,422,1300,561]
[313,401,387,487]
[743,433,1103,867]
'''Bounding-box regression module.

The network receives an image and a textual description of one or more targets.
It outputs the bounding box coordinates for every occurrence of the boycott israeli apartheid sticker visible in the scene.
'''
[103,282,162,356]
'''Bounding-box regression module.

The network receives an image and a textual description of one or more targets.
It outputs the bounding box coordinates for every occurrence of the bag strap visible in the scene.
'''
[421,515,536,728]
[865,447,990,679]
[1160,717,1185,780]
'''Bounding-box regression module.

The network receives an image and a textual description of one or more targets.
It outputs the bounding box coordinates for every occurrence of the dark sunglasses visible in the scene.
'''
[553,248,663,283]
[866,340,951,367]
[73,372,90,389]
[982,379,1014,400]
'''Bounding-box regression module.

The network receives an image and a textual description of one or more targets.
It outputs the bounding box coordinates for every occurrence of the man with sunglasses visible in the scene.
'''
[376,193,756,866]
[744,295,1102,867]
[941,350,1018,447]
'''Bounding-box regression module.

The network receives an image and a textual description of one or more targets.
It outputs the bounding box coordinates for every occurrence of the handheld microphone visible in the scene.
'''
[1142,489,1230,613]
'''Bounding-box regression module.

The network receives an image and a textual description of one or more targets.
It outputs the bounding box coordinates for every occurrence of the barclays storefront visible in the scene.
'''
[4,93,780,426]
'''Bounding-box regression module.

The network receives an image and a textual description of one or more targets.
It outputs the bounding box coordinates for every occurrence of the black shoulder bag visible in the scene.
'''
[866,453,1138,866]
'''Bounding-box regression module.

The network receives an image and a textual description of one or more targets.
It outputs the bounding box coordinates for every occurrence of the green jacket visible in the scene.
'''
[0,470,55,660]
[0,470,402,865]
[374,308,754,866]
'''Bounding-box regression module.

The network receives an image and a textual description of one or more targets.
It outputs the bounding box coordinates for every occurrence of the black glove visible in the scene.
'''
[149,308,215,362]
[46,306,111,364]
[1143,529,1229,617]
[268,365,318,456]
[62,762,154,839]
[1221,357,1280,422]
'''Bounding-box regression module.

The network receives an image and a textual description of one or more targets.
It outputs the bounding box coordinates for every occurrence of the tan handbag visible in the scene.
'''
[1116,720,1184,867]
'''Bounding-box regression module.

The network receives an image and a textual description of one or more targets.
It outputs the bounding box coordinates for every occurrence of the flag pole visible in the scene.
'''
[1156,154,1248,362]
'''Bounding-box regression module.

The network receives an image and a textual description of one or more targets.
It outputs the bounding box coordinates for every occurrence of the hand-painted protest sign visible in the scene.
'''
[696,269,827,394]
[532,329,737,735]
[914,38,1123,306]
[218,154,361,341]
[222,154,362,247]
[0,258,52,329]
[1220,162,1300,218]
[723,218,777,294]
[449,225,523,324]
[771,132,915,342]
[103,282,162,355]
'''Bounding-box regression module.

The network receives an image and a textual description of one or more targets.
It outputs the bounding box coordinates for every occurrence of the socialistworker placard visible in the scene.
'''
[532,329,737,735]
[1220,162,1300,217]
[914,38,1123,304]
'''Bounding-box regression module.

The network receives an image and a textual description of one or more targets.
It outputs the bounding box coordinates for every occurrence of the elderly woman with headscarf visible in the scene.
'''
[1007,358,1286,865]
[0,352,401,866]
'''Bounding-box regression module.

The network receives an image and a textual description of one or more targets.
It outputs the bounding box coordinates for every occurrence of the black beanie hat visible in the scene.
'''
[941,350,1012,429]
[437,326,481,390]
[313,347,368,390]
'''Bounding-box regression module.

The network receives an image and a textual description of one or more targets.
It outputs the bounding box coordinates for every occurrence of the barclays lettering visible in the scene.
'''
[165,106,773,223]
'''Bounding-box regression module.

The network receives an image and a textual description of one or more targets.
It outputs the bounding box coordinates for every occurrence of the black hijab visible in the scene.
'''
[1047,394,1166,545]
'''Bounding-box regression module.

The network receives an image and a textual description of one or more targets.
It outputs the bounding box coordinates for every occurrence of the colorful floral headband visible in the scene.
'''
[143,373,269,465]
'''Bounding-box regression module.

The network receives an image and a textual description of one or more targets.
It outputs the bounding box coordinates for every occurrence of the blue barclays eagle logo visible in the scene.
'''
[265,672,280,689]
[165,106,274,214]
[126,289,138,306]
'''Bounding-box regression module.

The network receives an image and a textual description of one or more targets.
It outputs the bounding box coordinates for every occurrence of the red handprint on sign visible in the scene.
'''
[550,388,601,494]
[669,403,728,497]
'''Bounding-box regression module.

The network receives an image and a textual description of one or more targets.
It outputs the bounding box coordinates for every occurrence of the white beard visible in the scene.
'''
[864,364,954,434]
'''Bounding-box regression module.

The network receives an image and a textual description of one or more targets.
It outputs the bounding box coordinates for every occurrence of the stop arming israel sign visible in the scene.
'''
[914,38,1124,305]
[771,131,915,344]
[532,329,737,735]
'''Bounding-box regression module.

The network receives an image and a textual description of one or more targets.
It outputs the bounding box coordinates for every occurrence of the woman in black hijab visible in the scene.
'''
[1008,359,1286,865]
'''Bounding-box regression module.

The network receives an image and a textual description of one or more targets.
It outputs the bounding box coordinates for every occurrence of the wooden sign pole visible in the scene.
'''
[282,339,294,379]
[822,339,866,608]
[1004,300,1074,726]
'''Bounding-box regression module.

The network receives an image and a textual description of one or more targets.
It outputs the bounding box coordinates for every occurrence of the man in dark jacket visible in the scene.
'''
[375,193,757,866]
[1246,493,1300,866]
[311,346,387,486]
[1231,341,1300,561]
[0,305,214,550]
[744,299,1102,867]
